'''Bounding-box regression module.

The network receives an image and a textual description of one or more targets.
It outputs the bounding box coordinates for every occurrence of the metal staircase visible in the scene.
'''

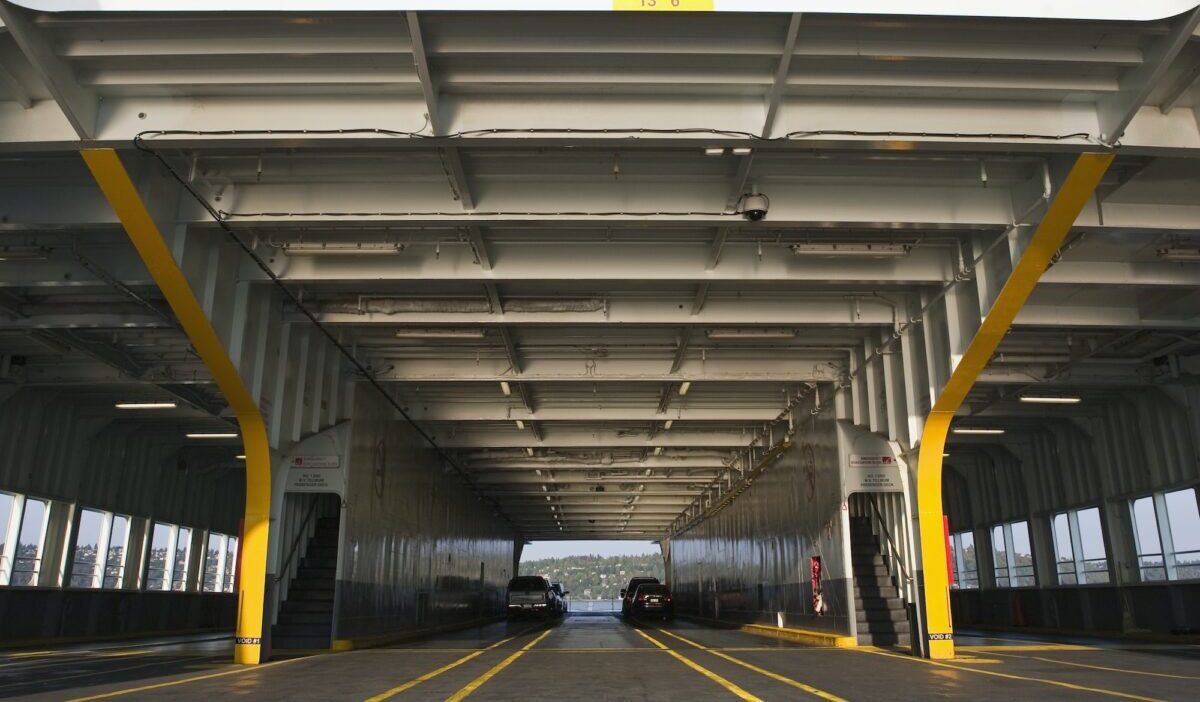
[850,516,911,648]
[271,516,340,650]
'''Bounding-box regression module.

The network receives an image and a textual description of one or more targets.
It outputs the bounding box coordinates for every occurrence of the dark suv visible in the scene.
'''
[507,575,554,618]
[620,576,660,618]
[630,583,674,621]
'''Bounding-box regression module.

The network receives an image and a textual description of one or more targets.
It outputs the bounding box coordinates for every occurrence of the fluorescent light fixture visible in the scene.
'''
[644,468,653,476]
[500,381,512,396]
[535,469,543,476]
[525,447,535,457]
[394,329,487,339]
[1156,247,1200,262]
[942,453,950,458]
[663,419,674,430]
[1019,395,1082,404]
[516,420,526,430]
[704,147,725,156]
[731,147,753,156]
[0,245,48,262]
[186,432,239,439]
[545,495,551,501]
[653,447,664,456]
[706,329,797,340]
[678,381,691,396]
[284,242,403,255]
[541,484,548,492]
[790,243,909,259]
[236,455,247,460]
[951,428,1005,435]
[115,402,177,410]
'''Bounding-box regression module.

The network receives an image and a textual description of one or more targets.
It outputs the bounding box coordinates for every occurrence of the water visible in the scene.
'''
[570,599,619,614]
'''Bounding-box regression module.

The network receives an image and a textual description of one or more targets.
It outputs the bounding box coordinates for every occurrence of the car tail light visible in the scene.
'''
[637,594,645,602]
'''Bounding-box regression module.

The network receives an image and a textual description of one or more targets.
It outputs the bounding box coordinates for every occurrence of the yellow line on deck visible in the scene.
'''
[444,629,553,702]
[653,627,847,701]
[857,646,1165,701]
[63,656,308,701]
[363,631,529,702]
[988,651,1200,680]
[634,630,763,702]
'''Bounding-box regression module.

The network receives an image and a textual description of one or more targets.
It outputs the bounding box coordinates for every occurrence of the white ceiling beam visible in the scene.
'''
[1159,55,1200,114]
[468,226,493,270]
[0,2,97,138]
[432,428,755,448]
[366,356,842,382]
[1095,7,1200,143]
[407,404,782,422]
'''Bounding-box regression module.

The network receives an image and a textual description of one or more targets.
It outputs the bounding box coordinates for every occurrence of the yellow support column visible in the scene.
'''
[81,148,271,665]
[917,153,1113,659]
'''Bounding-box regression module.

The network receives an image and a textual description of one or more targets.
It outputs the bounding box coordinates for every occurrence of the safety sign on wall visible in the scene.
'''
[285,455,345,495]
[846,454,901,492]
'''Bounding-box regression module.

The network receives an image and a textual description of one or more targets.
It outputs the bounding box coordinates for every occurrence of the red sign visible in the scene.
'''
[810,556,823,614]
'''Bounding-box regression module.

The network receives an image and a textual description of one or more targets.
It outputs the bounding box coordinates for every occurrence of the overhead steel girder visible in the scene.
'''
[368,357,842,383]
[458,454,733,470]
[403,404,784,422]
[431,428,755,448]
[273,239,951,281]
[3,89,1199,156]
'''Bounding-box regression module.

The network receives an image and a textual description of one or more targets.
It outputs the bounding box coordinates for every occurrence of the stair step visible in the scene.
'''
[272,635,332,650]
[855,586,900,599]
[273,623,333,637]
[861,620,911,635]
[281,600,332,614]
[854,565,890,577]
[855,597,904,610]
[306,547,339,558]
[855,575,894,587]
[296,568,336,581]
[303,556,337,569]
[290,579,335,591]
[857,609,908,623]
[289,589,334,602]
[857,632,911,647]
[278,611,333,625]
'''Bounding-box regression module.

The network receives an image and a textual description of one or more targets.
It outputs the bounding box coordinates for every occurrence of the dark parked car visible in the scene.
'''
[630,583,674,621]
[507,575,554,618]
[550,582,570,616]
[620,576,660,618]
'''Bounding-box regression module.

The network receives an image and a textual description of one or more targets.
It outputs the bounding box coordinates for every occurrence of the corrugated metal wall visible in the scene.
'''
[668,407,851,635]
[333,387,517,640]
[945,388,1200,634]
[0,389,242,533]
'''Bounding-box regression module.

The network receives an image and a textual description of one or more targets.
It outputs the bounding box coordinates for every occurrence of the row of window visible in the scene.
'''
[0,490,238,593]
[950,487,1200,589]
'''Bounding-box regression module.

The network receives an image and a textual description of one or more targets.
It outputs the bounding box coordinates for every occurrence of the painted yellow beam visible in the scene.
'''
[80,148,271,666]
[917,152,1113,659]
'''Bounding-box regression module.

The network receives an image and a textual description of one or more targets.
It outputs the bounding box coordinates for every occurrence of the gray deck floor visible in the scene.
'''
[2,616,1198,701]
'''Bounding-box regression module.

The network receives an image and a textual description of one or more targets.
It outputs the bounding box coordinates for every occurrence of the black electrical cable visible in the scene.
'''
[135,126,1103,144]
[132,136,520,531]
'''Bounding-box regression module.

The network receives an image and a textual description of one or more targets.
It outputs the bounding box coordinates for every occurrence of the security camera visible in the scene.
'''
[739,192,770,221]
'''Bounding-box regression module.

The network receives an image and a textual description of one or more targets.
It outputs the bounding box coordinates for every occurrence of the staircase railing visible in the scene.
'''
[866,495,913,601]
[275,497,321,586]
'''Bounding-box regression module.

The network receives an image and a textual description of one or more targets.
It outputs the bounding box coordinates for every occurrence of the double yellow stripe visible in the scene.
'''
[445,629,554,701]
[634,629,762,701]
[653,627,846,701]
[363,631,526,702]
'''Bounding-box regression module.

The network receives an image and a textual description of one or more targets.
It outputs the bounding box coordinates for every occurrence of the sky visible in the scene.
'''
[520,540,660,561]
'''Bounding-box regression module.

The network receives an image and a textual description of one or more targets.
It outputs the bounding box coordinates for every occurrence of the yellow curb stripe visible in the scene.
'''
[445,629,553,702]
[654,627,847,701]
[634,630,762,702]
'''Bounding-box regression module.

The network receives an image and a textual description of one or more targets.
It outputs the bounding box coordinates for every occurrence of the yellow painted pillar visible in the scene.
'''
[81,149,271,665]
[916,153,1113,658]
